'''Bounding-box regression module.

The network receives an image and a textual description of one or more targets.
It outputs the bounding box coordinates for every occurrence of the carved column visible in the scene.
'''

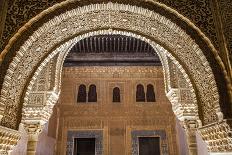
[184,120,198,155]
[24,122,43,155]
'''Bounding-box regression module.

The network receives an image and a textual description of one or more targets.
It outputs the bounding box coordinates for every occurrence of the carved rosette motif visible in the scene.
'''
[0,3,220,130]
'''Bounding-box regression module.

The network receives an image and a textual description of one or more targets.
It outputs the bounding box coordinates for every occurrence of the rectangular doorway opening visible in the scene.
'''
[74,138,96,155]
[138,137,160,155]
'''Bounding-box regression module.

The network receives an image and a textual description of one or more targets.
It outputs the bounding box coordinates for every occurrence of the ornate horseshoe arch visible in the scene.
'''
[22,30,199,122]
[0,1,231,153]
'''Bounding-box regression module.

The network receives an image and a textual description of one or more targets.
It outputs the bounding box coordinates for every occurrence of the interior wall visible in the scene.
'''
[55,66,179,155]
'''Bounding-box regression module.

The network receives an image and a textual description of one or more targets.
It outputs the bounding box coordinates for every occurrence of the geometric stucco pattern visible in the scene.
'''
[0,125,21,154]
[199,120,232,152]
[0,3,220,130]
[166,57,199,123]
[0,0,57,51]
[22,56,60,125]
[217,0,232,63]
[159,0,219,49]
[152,46,199,124]
[0,0,219,52]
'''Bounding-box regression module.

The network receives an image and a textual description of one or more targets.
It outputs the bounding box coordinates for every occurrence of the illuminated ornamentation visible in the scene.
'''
[0,2,230,153]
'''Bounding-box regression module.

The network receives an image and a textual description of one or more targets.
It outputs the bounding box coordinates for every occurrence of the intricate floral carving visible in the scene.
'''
[167,58,178,88]
[0,0,220,52]
[218,0,232,62]
[0,0,57,50]
[0,2,230,153]
[159,0,219,49]
[0,3,220,130]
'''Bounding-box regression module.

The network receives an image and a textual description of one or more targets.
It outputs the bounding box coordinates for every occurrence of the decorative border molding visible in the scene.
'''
[131,130,168,155]
[66,130,103,155]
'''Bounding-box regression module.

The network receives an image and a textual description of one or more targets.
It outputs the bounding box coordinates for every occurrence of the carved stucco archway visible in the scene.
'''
[0,1,231,154]
[22,30,199,120]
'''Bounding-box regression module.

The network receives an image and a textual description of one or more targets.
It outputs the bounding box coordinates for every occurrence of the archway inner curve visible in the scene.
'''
[22,31,199,126]
[0,2,220,133]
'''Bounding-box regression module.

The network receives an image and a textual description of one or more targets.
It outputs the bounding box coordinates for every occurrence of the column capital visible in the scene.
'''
[182,119,199,155]
[23,122,44,155]
[23,122,44,139]
[183,119,199,130]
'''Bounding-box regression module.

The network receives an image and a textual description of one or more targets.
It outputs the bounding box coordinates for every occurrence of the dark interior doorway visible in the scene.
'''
[138,137,160,155]
[74,138,96,155]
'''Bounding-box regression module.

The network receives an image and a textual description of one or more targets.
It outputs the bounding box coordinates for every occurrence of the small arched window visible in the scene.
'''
[136,84,145,102]
[113,87,120,102]
[77,84,86,102]
[146,84,156,102]
[88,84,97,102]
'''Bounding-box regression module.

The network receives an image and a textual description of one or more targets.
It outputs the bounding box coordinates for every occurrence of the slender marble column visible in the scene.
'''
[24,123,43,155]
[184,120,198,155]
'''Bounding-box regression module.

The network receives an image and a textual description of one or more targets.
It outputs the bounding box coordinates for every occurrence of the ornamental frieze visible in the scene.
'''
[0,0,219,52]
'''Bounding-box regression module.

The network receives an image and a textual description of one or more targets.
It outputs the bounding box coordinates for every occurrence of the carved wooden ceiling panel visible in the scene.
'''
[64,35,161,66]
